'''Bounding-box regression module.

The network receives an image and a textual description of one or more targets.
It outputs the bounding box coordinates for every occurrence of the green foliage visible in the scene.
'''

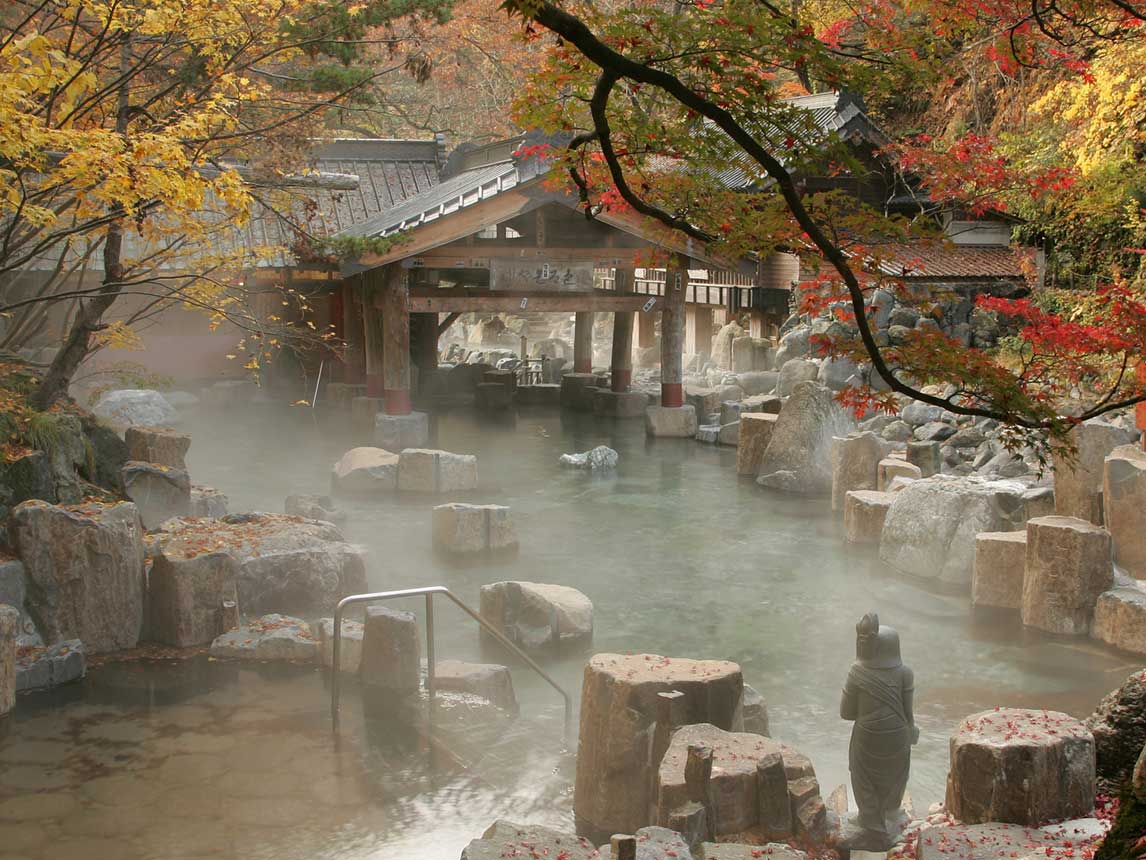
[283,0,455,66]
[1095,789,1146,860]
[290,231,409,266]
[24,412,67,456]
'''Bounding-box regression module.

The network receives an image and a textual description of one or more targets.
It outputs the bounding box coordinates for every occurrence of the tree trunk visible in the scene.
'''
[30,224,125,409]
[30,38,131,411]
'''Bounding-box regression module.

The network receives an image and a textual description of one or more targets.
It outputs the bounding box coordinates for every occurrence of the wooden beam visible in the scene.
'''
[437,311,462,337]
[400,246,651,269]
[401,287,657,314]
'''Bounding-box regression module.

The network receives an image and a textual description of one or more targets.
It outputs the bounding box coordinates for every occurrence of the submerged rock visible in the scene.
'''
[432,659,517,711]
[16,639,85,692]
[559,445,619,470]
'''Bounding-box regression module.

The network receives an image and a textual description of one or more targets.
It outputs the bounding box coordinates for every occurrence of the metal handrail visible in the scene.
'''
[331,585,573,739]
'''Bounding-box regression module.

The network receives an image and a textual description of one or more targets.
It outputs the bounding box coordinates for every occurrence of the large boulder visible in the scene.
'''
[776,359,820,397]
[1104,444,1146,579]
[712,323,746,369]
[1021,516,1112,635]
[1053,420,1136,524]
[312,617,364,673]
[560,446,619,471]
[574,653,743,840]
[878,477,1037,588]
[145,546,239,647]
[774,325,811,366]
[1091,585,1146,656]
[397,448,478,493]
[330,447,398,494]
[9,500,145,652]
[1086,669,1146,794]
[646,405,699,438]
[151,514,366,617]
[756,382,856,496]
[122,461,191,529]
[656,723,822,841]
[946,709,1095,825]
[479,581,592,652]
[124,426,190,470]
[92,389,177,428]
[16,638,85,692]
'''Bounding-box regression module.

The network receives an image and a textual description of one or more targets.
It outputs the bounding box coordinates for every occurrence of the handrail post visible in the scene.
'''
[331,600,343,731]
[425,592,435,716]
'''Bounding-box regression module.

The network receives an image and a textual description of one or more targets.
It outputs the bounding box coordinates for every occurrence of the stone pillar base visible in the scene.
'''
[645,405,698,438]
[517,384,562,406]
[561,373,600,412]
[593,389,650,418]
[475,383,514,411]
[351,396,384,438]
[374,411,430,451]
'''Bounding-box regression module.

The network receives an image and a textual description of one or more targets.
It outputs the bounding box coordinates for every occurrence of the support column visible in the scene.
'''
[684,305,714,356]
[380,264,411,415]
[574,311,595,374]
[411,312,438,392]
[343,282,366,383]
[363,278,384,397]
[661,255,687,407]
[611,269,635,392]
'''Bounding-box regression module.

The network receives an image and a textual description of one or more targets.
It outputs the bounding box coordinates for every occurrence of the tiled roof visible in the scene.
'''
[869,244,1037,282]
[343,92,886,241]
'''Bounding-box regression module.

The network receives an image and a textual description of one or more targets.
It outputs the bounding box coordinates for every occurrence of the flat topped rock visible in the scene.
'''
[952,708,1092,746]
[660,722,787,781]
[590,653,742,687]
[947,709,1095,826]
[916,823,1056,860]
[460,820,599,860]
[701,844,807,860]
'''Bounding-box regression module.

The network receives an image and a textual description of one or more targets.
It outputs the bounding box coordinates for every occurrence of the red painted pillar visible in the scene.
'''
[660,255,687,407]
[611,268,634,392]
[381,265,412,415]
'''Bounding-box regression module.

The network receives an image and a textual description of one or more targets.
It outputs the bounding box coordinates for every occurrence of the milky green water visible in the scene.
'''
[0,403,1137,860]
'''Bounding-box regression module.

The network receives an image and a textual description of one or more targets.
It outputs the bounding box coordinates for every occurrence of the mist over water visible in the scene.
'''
[0,402,1135,859]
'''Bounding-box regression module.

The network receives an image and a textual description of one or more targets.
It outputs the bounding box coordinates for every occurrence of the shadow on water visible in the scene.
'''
[0,401,1137,859]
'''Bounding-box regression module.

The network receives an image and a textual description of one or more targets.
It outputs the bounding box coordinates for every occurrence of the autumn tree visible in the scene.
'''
[0,0,453,408]
[504,0,1146,453]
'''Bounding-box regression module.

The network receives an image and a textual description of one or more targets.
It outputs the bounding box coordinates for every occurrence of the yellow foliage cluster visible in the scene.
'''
[1031,42,1146,177]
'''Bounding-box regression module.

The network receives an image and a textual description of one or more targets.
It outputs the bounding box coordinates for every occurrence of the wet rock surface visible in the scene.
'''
[1086,669,1146,794]
[15,639,85,692]
[757,382,856,496]
[209,614,317,662]
[460,820,599,860]
[560,445,619,470]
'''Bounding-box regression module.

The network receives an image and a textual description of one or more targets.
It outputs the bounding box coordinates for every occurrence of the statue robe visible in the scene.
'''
[841,662,914,834]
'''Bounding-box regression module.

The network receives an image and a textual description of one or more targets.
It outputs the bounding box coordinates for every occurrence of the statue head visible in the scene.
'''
[855,612,903,669]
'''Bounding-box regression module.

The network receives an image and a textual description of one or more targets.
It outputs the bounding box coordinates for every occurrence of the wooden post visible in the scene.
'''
[363,272,385,397]
[611,268,635,392]
[574,311,595,374]
[343,281,366,384]
[684,305,713,356]
[380,264,411,415]
[411,312,438,392]
[748,311,767,339]
[661,254,687,407]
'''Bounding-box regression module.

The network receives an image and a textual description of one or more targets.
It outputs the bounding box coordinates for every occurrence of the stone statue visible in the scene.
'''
[839,612,918,851]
